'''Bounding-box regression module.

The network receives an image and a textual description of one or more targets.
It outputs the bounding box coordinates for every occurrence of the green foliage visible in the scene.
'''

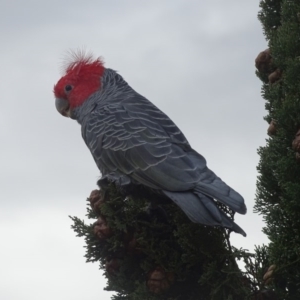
[255,0,300,298]
[258,0,281,41]
[70,185,255,299]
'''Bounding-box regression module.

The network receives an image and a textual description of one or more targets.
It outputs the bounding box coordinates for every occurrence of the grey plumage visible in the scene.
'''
[73,68,247,236]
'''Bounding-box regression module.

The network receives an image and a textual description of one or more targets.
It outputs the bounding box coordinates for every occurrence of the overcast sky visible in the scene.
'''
[1,1,267,299]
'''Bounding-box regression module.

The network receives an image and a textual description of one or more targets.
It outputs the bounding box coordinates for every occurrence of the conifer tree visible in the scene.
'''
[255,0,300,298]
[70,184,272,299]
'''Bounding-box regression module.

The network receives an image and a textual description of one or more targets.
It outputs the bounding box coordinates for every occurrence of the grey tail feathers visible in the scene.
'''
[163,190,246,236]
[194,176,247,215]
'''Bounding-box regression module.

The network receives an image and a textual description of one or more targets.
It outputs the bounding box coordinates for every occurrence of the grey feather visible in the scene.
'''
[73,68,247,235]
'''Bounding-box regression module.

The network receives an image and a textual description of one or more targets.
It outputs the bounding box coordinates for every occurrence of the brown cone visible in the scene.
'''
[255,49,272,73]
[93,216,113,239]
[147,267,175,294]
[267,120,276,136]
[88,189,105,213]
[268,69,282,84]
[105,258,121,275]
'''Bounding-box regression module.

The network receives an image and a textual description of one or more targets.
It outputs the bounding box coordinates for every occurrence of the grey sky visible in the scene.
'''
[1,1,267,299]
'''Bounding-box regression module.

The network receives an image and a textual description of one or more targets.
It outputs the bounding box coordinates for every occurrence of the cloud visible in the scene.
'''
[0,1,268,299]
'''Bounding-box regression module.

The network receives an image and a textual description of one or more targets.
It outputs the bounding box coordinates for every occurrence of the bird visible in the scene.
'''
[54,52,247,236]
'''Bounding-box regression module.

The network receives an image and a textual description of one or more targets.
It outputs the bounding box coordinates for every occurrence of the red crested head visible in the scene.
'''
[54,51,105,117]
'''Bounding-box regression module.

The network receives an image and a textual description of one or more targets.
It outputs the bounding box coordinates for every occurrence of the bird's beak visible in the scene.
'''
[55,98,71,117]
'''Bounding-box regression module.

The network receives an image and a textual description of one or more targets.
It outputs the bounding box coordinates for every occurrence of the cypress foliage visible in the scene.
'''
[255,0,300,298]
[70,185,271,299]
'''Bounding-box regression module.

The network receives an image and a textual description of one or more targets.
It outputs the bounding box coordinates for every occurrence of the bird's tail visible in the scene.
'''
[163,190,246,236]
[194,176,247,215]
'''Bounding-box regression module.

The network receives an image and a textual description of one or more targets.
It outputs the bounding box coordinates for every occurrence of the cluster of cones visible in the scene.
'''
[263,264,276,286]
[255,49,282,84]
[256,49,300,162]
[255,49,282,138]
[88,189,175,294]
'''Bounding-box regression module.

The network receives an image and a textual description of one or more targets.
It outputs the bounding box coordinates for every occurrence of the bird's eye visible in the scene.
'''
[64,85,73,93]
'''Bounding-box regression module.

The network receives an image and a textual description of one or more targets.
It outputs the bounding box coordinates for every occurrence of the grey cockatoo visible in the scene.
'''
[54,53,246,236]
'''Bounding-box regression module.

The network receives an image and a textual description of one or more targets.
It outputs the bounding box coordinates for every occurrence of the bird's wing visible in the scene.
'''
[82,94,246,216]
[82,94,206,191]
